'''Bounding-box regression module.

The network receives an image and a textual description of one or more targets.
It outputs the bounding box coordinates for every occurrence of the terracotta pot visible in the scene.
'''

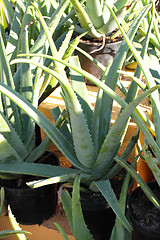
[75,39,122,84]
[0,151,59,225]
[127,181,160,240]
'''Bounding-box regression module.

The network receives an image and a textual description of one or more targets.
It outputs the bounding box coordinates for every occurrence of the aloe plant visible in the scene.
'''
[0,0,159,233]
[116,1,160,185]
[0,0,76,179]
[68,0,130,38]
[102,1,160,228]
[55,174,132,240]
[3,2,159,232]
[59,175,95,240]
[125,0,160,68]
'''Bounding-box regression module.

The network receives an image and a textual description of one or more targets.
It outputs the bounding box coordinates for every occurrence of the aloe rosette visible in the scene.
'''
[69,0,129,38]
[0,0,76,179]
[0,1,159,235]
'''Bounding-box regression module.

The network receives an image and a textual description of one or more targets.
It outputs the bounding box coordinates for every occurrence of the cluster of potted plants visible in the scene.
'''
[0,0,160,239]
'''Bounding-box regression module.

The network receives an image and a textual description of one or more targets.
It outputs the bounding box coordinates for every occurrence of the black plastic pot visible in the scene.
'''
[127,181,160,240]
[80,191,116,240]
[0,151,59,225]
[75,39,122,84]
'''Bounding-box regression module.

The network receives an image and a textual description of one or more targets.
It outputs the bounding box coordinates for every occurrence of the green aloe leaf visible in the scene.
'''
[6,0,24,64]
[108,2,160,157]
[114,156,160,210]
[12,58,96,169]
[69,56,93,133]
[61,190,73,233]
[0,81,86,170]
[99,6,126,35]
[106,131,139,179]
[72,175,94,240]
[0,162,81,180]
[24,136,51,163]
[20,28,34,148]
[26,108,68,163]
[51,107,73,145]
[114,0,128,10]
[0,187,4,216]
[0,31,23,137]
[12,54,160,167]
[110,157,137,240]
[91,84,160,177]
[54,223,69,240]
[0,112,28,161]
[86,0,104,30]
[94,180,132,232]
[143,141,160,187]
[70,0,101,38]
[99,3,152,148]
[2,0,14,21]
[91,62,112,154]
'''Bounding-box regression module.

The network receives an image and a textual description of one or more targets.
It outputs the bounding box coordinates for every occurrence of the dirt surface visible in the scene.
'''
[80,34,123,44]
[74,28,123,44]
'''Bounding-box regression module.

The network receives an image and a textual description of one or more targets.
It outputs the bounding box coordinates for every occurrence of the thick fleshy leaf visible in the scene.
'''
[11,59,96,169]
[12,55,160,168]
[8,205,28,240]
[98,3,152,148]
[114,156,160,210]
[69,56,93,133]
[114,0,128,10]
[54,223,70,240]
[0,82,86,170]
[0,112,28,161]
[61,190,73,232]
[0,162,81,180]
[51,107,73,145]
[91,85,160,177]
[0,187,4,216]
[0,134,22,163]
[72,175,94,240]
[99,6,126,35]
[6,0,23,63]
[143,141,160,187]
[70,0,102,38]
[108,2,160,160]
[110,168,133,240]
[2,0,14,21]
[0,31,23,137]
[86,0,104,30]
[94,180,132,232]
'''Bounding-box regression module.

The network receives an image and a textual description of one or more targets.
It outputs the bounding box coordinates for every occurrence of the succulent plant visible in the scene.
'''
[1,1,157,232]
[0,0,159,234]
[0,0,75,179]
[69,0,129,38]
[115,0,160,204]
